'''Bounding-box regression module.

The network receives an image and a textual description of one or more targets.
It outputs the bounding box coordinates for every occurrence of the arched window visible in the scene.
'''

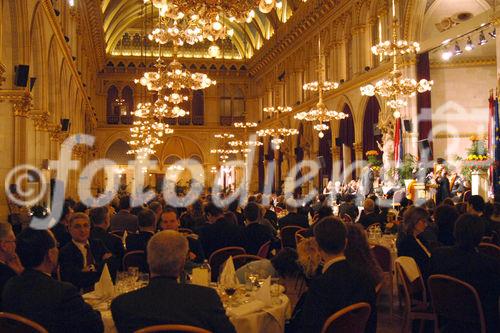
[233,87,245,117]
[219,85,245,125]
[219,84,232,118]
[106,85,119,124]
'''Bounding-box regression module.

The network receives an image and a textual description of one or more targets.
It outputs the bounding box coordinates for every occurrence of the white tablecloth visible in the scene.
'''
[84,289,291,333]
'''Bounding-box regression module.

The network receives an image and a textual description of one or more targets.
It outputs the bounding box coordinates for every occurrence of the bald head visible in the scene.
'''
[364,198,375,214]
[147,231,188,278]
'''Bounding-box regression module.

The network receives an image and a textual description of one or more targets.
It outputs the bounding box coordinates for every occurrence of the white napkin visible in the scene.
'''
[255,276,272,306]
[94,264,114,298]
[191,267,210,287]
[227,300,266,317]
[219,256,237,285]
[396,256,420,282]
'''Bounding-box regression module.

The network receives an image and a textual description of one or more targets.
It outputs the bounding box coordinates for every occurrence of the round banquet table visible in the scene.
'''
[84,288,291,333]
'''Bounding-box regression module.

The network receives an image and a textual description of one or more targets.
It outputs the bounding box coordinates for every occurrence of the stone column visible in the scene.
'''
[332,146,341,181]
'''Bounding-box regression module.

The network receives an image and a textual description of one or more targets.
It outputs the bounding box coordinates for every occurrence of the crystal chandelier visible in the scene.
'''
[211,132,241,162]
[360,0,433,118]
[256,128,299,149]
[294,37,347,138]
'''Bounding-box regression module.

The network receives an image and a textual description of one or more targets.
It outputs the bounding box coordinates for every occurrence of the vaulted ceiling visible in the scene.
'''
[101,0,305,59]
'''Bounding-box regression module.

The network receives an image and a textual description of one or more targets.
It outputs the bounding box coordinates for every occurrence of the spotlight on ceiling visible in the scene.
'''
[478,30,488,45]
[465,36,474,51]
[441,47,452,61]
[454,42,463,56]
[489,27,496,39]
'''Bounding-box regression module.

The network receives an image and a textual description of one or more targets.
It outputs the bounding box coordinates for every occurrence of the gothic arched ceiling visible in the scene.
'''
[101,0,301,59]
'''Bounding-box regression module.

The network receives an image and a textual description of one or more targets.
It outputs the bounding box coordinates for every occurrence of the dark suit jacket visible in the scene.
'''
[0,262,16,306]
[2,269,103,333]
[110,210,139,233]
[198,217,243,258]
[187,236,205,264]
[59,239,113,291]
[91,227,125,262]
[51,223,71,248]
[430,246,500,333]
[242,222,273,255]
[111,276,236,333]
[126,231,154,253]
[293,260,376,333]
[278,212,308,229]
[396,234,432,280]
[358,212,384,229]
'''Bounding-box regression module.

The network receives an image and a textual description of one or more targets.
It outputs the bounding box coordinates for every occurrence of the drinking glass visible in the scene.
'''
[219,272,239,307]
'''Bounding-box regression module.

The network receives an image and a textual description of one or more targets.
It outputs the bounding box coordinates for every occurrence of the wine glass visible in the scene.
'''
[220,272,239,307]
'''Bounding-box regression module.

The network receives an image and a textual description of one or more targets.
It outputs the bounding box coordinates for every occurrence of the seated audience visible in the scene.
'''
[338,202,359,223]
[430,214,500,333]
[2,228,103,333]
[111,231,236,333]
[434,204,459,246]
[51,200,73,248]
[180,200,205,231]
[358,198,384,229]
[126,208,156,253]
[110,196,139,233]
[148,201,163,227]
[242,202,274,255]
[160,206,205,264]
[278,199,309,229]
[396,207,432,280]
[0,223,23,305]
[59,213,114,292]
[345,224,383,285]
[90,207,124,262]
[198,203,243,258]
[290,217,376,333]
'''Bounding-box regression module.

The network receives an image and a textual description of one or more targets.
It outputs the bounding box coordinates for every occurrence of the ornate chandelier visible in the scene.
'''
[360,0,433,118]
[256,128,299,149]
[211,133,241,162]
[294,38,347,138]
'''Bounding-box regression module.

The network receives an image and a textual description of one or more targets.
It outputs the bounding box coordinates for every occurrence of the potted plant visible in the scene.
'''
[390,154,417,187]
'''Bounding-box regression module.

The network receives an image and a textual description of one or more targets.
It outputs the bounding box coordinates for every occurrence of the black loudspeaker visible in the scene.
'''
[403,119,413,132]
[318,156,326,169]
[60,118,71,132]
[335,138,343,146]
[373,124,381,136]
[418,139,432,160]
[14,65,29,87]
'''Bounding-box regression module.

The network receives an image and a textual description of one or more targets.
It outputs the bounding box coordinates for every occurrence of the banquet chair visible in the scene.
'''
[208,247,246,282]
[135,324,211,333]
[257,240,271,258]
[280,226,305,249]
[428,274,486,333]
[295,228,309,245]
[111,230,125,238]
[375,281,385,303]
[340,214,353,224]
[372,244,394,316]
[320,302,371,333]
[395,257,435,333]
[463,190,472,203]
[0,312,48,333]
[232,254,262,271]
[123,250,148,273]
[178,228,194,235]
[477,242,500,260]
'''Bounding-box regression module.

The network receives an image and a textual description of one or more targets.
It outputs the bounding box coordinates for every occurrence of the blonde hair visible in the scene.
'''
[297,238,322,278]
[147,230,188,277]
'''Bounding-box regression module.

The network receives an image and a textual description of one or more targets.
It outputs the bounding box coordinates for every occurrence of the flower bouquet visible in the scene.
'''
[366,150,382,172]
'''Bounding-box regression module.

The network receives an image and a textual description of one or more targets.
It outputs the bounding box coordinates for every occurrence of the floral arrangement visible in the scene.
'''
[366,150,382,170]
[462,137,490,182]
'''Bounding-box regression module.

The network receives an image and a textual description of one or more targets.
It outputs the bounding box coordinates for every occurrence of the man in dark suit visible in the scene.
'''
[111,230,235,333]
[126,208,156,253]
[242,202,273,255]
[198,203,243,258]
[0,223,23,305]
[50,200,73,248]
[430,214,500,333]
[160,206,205,264]
[59,213,115,292]
[360,164,374,198]
[90,207,124,263]
[277,199,309,229]
[291,217,376,333]
[110,196,139,233]
[358,198,384,229]
[2,228,103,333]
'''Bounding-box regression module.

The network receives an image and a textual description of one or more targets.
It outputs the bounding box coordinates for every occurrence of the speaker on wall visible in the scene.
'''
[403,119,413,132]
[60,118,71,132]
[14,65,29,87]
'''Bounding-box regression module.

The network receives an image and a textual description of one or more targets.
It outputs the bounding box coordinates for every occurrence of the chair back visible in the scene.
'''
[341,214,353,224]
[393,190,406,204]
[280,226,304,249]
[208,246,246,282]
[232,254,262,271]
[111,230,125,237]
[256,240,271,258]
[321,302,371,333]
[395,257,427,307]
[123,250,148,272]
[477,242,500,260]
[135,324,211,333]
[375,281,384,303]
[178,228,194,235]
[463,190,472,203]
[428,274,486,333]
[0,312,48,333]
[371,244,392,273]
[295,228,309,245]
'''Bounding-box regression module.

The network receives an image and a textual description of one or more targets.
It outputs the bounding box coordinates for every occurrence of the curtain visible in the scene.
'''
[338,105,356,179]
[417,52,433,160]
[363,96,382,155]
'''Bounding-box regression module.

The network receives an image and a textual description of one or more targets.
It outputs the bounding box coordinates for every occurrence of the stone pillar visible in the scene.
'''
[351,25,365,76]
[332,146,341,181]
